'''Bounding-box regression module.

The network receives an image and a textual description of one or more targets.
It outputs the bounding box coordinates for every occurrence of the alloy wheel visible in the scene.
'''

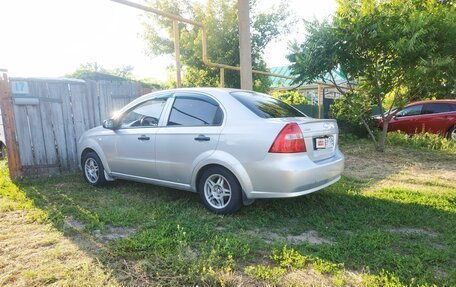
[84,158,99,184]
[204,174,232,209]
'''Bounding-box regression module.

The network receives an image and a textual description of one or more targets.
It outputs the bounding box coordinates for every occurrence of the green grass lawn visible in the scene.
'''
[0,139,455,286]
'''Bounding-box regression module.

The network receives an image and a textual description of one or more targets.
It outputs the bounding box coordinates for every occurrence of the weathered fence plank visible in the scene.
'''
[47,82,71,171]
[12,105,33,166]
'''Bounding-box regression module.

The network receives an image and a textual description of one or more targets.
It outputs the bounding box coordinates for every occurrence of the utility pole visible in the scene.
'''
[238,0,253,90]
[173,20,182,88]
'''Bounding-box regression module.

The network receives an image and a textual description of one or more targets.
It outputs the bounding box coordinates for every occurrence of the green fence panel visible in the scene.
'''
[293,104,319,118]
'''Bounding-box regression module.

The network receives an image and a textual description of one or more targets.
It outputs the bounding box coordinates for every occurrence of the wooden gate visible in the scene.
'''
[1,77,153,177]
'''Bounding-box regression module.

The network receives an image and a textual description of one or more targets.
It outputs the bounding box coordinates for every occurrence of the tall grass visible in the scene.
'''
[387,131,456,152]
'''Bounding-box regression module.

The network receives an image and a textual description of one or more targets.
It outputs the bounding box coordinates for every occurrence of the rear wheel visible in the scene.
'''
[82,151,107,186]
[448,126,456,141]
[198,166,242,214]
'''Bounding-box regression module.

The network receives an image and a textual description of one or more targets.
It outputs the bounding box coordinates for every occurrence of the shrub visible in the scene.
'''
[387,131,456,152]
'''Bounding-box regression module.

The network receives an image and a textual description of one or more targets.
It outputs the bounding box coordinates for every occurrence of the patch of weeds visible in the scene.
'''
[273,246,344,275]
[272,245,310,269]
[244,264,286,283]
[362,270,408,287]
[312,258,344,275]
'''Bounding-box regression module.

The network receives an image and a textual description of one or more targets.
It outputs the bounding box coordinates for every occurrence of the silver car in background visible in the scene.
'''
[78,88,344,214]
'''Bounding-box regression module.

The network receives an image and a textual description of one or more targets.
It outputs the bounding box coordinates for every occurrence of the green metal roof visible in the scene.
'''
[270,66,294,87]
[269,66,348,88]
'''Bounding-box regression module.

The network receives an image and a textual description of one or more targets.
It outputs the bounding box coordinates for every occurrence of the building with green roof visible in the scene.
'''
[268,66,349,106]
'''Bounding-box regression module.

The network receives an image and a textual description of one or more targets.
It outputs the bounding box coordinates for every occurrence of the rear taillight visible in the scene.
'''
[269,123,306,153]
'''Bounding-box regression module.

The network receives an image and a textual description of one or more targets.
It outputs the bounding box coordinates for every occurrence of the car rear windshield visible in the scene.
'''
[230,91,306,118]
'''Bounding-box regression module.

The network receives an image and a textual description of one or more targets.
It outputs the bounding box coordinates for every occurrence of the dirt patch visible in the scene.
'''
[54,183,66,189]
[93,226,137,242]
[247,229,333,245]
[343,153,401,181]
[342,143,456,184]
[435,269,447,279]
[286,230,333,245]
[283,268,334,286]
[388,227,437,238]
[64,217,86,231]
[282,268,363,287]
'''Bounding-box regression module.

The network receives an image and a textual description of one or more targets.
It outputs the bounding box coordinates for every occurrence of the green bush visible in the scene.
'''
[271,90,311,105]
[387,131,456,152]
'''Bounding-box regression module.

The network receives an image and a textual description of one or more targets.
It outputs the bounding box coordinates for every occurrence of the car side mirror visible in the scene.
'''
[102,119,118,130]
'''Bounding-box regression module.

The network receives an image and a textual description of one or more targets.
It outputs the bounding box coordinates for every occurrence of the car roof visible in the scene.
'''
[407,99,456,107]
[156,87,251,94]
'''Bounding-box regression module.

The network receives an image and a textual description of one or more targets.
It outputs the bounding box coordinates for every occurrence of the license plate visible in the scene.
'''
[315,136,334,149]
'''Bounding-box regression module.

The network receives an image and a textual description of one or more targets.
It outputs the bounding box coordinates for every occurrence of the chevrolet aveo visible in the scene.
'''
[78,88,344,214]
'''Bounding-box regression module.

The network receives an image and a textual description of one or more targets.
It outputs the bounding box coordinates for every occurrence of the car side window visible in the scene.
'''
[120,98,167,128]
[422,103,451,114]
[167,95,223,126]
[396,105,423,117]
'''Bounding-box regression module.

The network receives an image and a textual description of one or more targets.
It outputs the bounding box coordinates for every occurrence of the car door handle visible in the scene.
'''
[194,135,210,141]
[138,135,150,141]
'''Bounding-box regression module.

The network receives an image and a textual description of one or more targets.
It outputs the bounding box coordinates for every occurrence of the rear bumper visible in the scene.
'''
[243,149,344,199]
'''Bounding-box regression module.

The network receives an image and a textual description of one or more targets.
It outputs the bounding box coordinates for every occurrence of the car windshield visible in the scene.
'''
[230,91,306,118]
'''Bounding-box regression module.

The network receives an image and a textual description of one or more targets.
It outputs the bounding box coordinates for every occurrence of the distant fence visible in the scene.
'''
[293,104,319,118]
[3,77,154,177]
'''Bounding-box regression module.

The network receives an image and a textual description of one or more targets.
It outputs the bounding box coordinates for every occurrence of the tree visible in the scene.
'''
[142,0,291,92]
[66,62,163,89]
[67,62,135,80]
[288,0,456,152]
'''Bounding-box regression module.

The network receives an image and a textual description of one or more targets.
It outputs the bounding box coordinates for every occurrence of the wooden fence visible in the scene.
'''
[1,76,153,177]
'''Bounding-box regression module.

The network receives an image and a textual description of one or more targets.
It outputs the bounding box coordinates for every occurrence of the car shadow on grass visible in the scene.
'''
[14,172,456,286]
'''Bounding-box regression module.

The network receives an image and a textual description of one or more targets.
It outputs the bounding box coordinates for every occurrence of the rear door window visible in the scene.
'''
[422,103,451,114]
[230,91,306,118]
[167,94,223,126]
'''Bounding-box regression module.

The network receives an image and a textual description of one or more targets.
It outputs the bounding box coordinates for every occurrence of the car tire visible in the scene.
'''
[448,126,456,141]
[198,166,243,214]
[82,151,107,187]
[0,143,6,159]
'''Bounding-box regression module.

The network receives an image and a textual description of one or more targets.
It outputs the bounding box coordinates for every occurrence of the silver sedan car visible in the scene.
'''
[78,88,344,214]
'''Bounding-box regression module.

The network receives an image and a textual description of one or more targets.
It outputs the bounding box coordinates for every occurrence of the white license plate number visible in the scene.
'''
[315,136,334,149]
[316,138,326,149]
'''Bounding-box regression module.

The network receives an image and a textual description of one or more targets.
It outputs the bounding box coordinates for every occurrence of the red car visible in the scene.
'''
[377,100,456,140]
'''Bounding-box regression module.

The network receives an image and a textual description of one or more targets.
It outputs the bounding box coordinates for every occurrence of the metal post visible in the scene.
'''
[0,71,22,178]
[219,68,225,88]
[317,84,321,119]
[238,0,253,90]
[173,20,182,88]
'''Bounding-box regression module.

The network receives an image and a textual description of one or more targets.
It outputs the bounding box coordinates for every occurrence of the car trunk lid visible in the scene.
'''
[266,117,339,161]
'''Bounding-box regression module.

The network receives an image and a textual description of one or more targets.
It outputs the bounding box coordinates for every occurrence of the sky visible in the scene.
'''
[0,0,337,81]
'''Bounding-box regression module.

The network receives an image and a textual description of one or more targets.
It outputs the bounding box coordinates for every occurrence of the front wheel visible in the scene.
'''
[82,151,107,186]
[0,143,6,159]
[448,126,456,141]
[198,166,243,214]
